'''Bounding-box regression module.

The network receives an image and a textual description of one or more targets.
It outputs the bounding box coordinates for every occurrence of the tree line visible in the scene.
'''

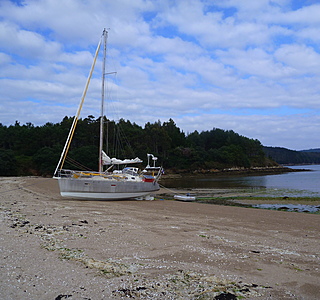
[263,147,320,165]
[0,116,276,176]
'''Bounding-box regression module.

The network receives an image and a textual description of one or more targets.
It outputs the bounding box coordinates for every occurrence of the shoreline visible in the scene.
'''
[163,165,310,178]
[1,177,319,299]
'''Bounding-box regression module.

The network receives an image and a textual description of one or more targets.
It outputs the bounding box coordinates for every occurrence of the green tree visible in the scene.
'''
[0,149,18,176]
[32,147,60,175]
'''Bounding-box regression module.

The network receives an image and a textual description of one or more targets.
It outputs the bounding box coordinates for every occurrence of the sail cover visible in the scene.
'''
[102,151,142,165]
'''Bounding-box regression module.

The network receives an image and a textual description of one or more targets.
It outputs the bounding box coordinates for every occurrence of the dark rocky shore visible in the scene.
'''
[164,165,310,178]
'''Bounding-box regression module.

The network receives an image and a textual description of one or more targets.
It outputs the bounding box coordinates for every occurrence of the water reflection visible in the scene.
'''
[161,165,320,197]
[199,176,267,189]
[162,175,267,189]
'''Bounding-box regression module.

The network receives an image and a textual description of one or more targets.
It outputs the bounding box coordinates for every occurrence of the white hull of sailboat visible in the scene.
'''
[58,177,159,200]
[60,191,153,200]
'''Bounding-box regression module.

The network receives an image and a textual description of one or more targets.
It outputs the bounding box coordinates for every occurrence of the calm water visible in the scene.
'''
[162,165,320,197]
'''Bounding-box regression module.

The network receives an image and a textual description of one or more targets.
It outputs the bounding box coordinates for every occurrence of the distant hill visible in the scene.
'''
[263,147,320,165]
[301,148,320,153]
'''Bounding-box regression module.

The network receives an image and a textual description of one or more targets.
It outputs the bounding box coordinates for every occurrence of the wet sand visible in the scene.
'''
[1,177,319,299]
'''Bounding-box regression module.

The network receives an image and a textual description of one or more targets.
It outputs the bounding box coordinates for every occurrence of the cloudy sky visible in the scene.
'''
[1,0,319,150]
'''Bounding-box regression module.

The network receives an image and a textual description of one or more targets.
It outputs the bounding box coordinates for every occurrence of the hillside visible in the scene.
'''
[0,117,277,176]
[301,148,320,153]
[263,146,320,165]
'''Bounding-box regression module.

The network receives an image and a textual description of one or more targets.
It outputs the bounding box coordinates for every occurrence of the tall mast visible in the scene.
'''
[53,33,102,177]
[99,29,108,173]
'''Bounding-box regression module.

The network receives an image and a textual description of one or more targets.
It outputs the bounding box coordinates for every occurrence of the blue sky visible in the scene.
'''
[0,0,319,150]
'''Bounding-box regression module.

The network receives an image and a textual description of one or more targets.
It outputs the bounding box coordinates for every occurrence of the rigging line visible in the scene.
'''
[116,125,128,158]
[104,72,117,156]
[105,116,108,156]
[112,122,117,157]
[65,157,92,171]
[114,121,137,159]
[159,184,187,197]
[67,160,91,171]
[99,28,108,173]
[54,32,103,176]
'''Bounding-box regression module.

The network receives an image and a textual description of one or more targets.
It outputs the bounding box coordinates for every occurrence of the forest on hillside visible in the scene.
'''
[0,116,276,176]
[263,147,320,165]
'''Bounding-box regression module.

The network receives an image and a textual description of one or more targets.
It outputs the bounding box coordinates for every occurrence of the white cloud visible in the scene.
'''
[174,113,320,150]
[0,52,12,65]
[278,4,320,24]
[0,0,319,150]
[275,44,320,73]
[218,48,297,79]
[0,22,62,60]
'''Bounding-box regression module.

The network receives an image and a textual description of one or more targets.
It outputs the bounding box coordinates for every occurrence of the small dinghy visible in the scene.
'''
[174,194,196,201]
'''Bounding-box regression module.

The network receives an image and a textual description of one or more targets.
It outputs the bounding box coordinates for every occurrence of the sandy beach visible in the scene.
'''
[1,177,319,299]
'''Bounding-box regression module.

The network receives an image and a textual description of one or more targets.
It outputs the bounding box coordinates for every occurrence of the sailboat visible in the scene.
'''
[53,29,163,200]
